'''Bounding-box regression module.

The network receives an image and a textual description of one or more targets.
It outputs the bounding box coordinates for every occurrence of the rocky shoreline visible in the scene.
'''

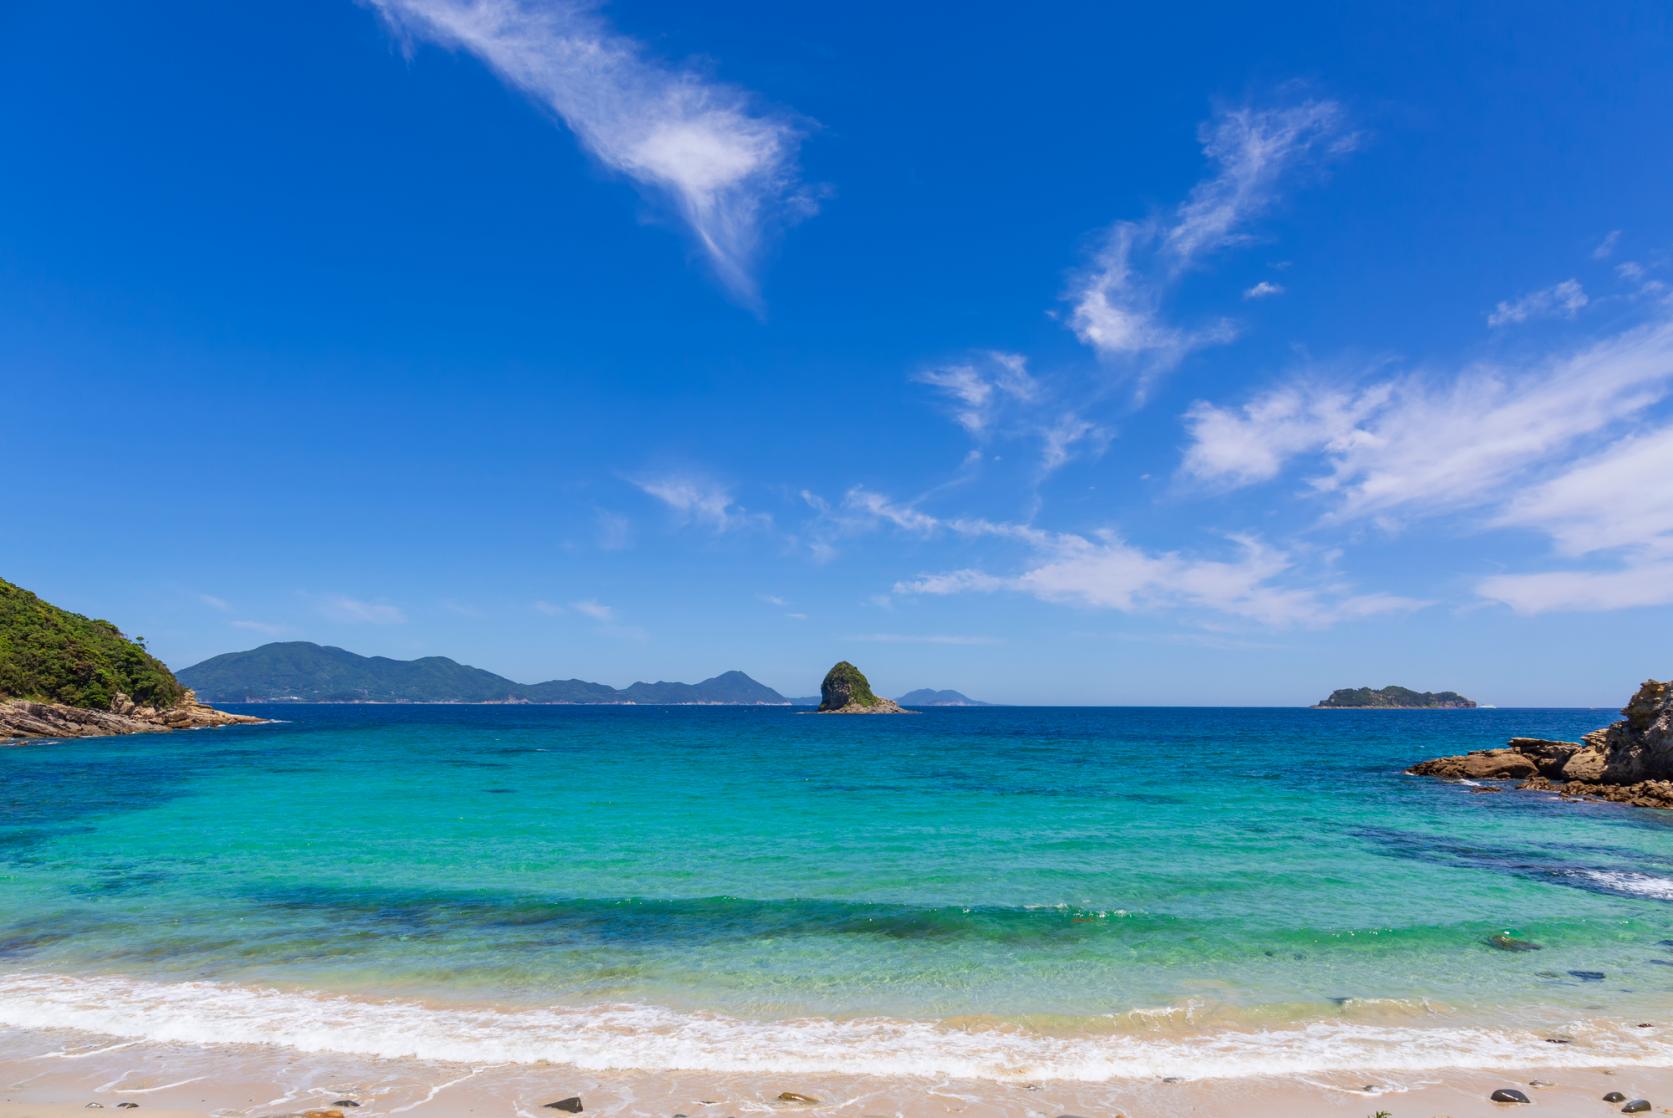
[1409,678,1673,809]
[0,689,266,743]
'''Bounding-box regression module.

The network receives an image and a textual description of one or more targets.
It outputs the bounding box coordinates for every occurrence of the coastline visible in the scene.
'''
[5,1019,1673,1118]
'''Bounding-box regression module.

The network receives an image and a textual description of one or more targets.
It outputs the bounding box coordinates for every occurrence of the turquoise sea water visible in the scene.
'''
[4,704,1673,1079]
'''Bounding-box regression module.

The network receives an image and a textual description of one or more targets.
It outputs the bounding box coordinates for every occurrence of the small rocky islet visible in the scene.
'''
[815,661,909,714]
[1410,676,1673,809]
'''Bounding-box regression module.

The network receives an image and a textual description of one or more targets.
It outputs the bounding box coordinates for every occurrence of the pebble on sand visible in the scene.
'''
[776,1093,820,1104]
[1620,1101,1651,1114]
[544,1098,584,1113]
[1490,1088,1532,1103]
[1607,1093,1629,1102]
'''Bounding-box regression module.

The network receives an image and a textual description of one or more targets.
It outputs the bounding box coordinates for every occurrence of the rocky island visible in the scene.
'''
[0,577,264,742]
[817,661,909,714]
[1409,677,1673,808]
[1314,685,1476,709]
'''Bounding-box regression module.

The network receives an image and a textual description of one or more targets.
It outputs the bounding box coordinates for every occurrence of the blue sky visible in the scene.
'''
[6,1,1672,705]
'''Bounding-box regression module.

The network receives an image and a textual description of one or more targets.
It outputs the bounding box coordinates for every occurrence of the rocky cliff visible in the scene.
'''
[1409,678,1673,808]
[0,688,265,742]
[817,661,907,714]
[0,576,265,743]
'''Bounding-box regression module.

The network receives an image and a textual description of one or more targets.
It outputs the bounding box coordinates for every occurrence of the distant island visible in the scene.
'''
[1314,685,1477,709]
[180,641,796,705]
[897,688,988,707]
[0,577,262,740]
[817,661,907,714]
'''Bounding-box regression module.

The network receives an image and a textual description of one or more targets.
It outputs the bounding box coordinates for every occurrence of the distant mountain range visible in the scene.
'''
[896,688,988,706]
[177,641,985,708]
[178,642,794,705]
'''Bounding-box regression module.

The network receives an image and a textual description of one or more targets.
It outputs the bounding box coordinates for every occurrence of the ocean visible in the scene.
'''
[3,703,1673,1082]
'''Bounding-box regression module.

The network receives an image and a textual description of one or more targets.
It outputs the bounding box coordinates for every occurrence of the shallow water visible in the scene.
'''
[3,704,1672,1079]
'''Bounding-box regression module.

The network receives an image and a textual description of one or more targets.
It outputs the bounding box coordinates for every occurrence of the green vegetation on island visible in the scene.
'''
[178,641,794,705]
[0,577,184,710]
[1314,685,1476,709]
[818,661,907,714]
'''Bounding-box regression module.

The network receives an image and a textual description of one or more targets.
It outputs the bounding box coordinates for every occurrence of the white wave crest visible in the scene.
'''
[0,972,1665,1082]
[1574,870,1673,900]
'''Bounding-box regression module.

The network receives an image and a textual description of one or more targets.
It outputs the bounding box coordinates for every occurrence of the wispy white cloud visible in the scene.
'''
[894,529,1422,628]
[231,619,292,637]
[313,594,407,625]
[850,632,1003,646]
[1492,423,1673,558]
[1243,280,1285,300]
[1593,229,1622,260]
[1476,421,1673,613]
[532,599,565,616]
[1487,278,1587,327]
[914,352,1108,479]
[635,473,768,532]
[1068,97,1353,380]
[571,599,615,622]
[1182,379,1391,488]
[1180,313,1673,521]
[198,594,232,612]
[758,593,788,607]
[1478,562,1673,614]
[814,483,1413,628]
[914,352,1038,435]
[595,509,632,551]
[370,0,812,299]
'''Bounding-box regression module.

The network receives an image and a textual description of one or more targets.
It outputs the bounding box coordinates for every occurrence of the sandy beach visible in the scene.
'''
[5,1022,1673,1118]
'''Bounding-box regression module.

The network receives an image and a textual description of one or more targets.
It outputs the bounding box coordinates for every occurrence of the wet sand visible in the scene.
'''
[5,1028,1673,1118]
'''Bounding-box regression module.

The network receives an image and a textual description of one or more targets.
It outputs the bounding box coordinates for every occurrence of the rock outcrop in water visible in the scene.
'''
[0,688,264,741]
[817,661,907,714]
[1409,678,1673,809]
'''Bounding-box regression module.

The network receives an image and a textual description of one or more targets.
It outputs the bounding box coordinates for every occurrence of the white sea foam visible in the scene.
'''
[0,972,1668,1082]
[1573,870,1673,900]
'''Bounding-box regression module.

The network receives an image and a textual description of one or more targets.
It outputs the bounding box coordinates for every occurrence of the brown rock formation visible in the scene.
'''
[0,689,265,743]
[1408,678,1673,809]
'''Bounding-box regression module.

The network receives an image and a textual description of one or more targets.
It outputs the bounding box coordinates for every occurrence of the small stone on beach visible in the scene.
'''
[776,1093,819,1105]
[1621,1101,1651,1114]
[545,1099,583,1113]
[1606,1093,1628,1102]
[116,1106,137,1111]
[1490,1088,1531,1103]
[332,1103,360,1109]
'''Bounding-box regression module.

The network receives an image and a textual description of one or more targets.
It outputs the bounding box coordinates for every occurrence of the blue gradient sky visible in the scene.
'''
[6,2,1672,704]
